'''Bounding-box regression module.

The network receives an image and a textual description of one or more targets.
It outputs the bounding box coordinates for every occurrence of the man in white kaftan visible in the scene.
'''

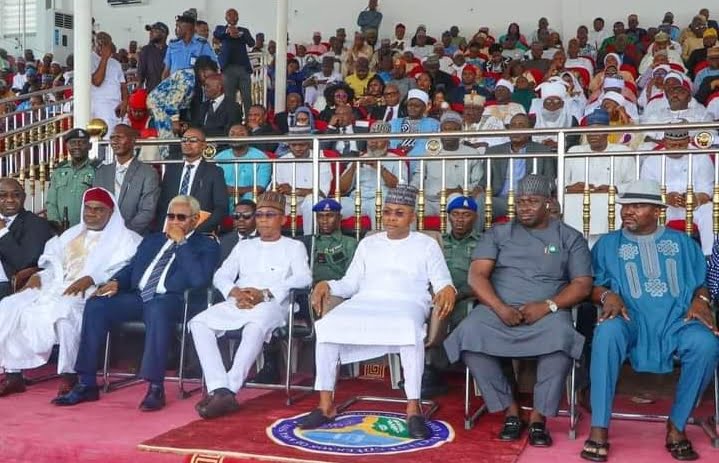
[0,188,140,397]
[298,184,456,440]
[189,191,312,419]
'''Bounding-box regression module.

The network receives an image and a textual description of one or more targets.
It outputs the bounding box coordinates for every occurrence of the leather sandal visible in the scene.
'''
[665,440,699,461]
[580,439,610,462]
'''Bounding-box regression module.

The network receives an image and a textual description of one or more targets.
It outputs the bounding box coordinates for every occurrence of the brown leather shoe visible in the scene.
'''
[57,373,78,396]
[197,390,240,419]
[0,374,26,397]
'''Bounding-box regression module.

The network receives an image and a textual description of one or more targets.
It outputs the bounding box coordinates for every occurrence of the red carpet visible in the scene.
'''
[140,378,527,463]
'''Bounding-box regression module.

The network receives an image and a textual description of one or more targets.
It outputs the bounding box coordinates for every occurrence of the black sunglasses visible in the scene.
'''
[233,212,255,220]
[166,213,193,221]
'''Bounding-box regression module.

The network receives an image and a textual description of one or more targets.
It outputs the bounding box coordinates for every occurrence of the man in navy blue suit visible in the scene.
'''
[53,195,220,411]
[214,8,255,117]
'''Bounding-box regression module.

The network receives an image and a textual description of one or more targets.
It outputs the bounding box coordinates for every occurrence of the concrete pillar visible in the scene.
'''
[73,0,93,130]
[274,0,288,112]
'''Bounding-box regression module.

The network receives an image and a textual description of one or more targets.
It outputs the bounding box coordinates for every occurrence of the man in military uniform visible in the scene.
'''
[422,195,481,397]
[162,10,217,79]
[45,128,97,229]
[308,199,357,284]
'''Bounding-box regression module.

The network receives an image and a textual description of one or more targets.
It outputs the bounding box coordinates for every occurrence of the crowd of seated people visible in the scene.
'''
[1,3,719,463]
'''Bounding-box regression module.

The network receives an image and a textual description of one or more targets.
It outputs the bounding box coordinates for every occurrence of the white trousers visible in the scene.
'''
[189,319,266,393]
[91,100,120,140]
[666,203,713,255]
[339,197,379,230]
[314,341,425,400]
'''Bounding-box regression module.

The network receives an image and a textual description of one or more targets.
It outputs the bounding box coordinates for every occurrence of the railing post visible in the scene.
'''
[556,129,566,213]
[312,137,321,236]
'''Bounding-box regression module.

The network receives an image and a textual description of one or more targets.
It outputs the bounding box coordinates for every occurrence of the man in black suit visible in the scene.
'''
[54,195,220,410]
[481,114,557,217]
[192,74,243,151]
[219,199,257,263]
[273,92,303,134]
[0,178,55,299]
[369,83,407,122]
[246,105,279,153]
[156,127,228,234]
[322,105,369,155]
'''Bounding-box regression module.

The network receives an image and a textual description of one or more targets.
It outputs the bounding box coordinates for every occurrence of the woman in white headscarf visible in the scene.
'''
[530,81,580,147]
[588,53,636,95]
[0,188,141,395]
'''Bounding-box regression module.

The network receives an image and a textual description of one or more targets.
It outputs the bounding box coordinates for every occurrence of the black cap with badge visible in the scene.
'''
[145,22,169,35]
[64,128,90,142]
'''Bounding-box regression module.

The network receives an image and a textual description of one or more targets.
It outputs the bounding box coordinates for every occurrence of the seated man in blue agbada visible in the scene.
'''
[582,180,719,462]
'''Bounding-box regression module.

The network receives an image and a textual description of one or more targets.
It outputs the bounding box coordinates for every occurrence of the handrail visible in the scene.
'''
[93,121,719,146]
[0,85,72,106]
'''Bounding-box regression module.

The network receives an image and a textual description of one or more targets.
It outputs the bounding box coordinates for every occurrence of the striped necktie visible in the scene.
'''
[140,243,178,303]
[179,164,195,195]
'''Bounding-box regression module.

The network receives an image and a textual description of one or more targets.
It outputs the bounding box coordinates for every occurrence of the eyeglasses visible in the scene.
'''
[233,212,255,220]
[382,209,409,218]
[166,213,193,221]
[181,136,204,144]
[254,211,282,219]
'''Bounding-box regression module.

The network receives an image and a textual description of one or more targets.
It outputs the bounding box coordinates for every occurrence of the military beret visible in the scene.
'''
[447,196,478,213]
[312,198,342,212]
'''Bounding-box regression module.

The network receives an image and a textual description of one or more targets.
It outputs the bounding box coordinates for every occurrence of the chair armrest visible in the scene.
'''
[12,267,40,293]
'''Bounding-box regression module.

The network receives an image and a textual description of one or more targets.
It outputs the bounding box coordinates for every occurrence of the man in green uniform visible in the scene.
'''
[310,199,357,284]
[46,128,97,228]
[422,195,481,397]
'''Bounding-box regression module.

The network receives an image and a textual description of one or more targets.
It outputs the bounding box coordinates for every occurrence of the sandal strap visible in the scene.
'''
[583,439,610,453]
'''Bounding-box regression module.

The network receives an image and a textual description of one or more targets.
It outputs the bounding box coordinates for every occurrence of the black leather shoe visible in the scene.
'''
[139,384,166,412]
[407,415,431,440]
[420,368,449,399]
[0,373,26,397]
[197,389,240,419]
[298,409,335,429]
[52,383,100,406]
[528,422,553,447]
[499,416,526,441]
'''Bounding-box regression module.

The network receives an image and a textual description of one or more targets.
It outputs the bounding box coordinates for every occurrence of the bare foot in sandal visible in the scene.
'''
[580,426,609,462]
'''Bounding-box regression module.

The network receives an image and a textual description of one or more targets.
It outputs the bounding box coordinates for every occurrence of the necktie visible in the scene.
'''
[205,101,215,124]
[179,164,195,195]
[288,113,295,127]
[140,243,178,303]
[384,106,394,122]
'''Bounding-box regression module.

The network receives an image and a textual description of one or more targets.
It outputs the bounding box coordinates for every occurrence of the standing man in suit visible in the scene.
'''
[0,178,55,299]
[214,8,255,118]
[482,113,557,217]
[93,125,160,235]
[323,105,369,155]
[156,127,228,234]
[192,74,243,150]
[219,199,257,263]
[54,195,220,410]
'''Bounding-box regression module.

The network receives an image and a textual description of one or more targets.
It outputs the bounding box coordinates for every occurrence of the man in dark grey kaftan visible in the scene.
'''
[444,174,593,448]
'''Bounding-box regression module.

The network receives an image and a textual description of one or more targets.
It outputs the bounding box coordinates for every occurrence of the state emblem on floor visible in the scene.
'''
[267,410,454,456]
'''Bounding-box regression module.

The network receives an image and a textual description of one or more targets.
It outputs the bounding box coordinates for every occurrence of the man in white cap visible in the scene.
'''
[640,126,714,255]
[461,93,506,151]
[337,121,407,230]
[411,111,484,215]
[389,89,440,156]
[582,179,718,462]
[299,184,456,439]
[486,79,526,121]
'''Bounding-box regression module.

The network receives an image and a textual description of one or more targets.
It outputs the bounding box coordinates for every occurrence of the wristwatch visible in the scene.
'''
[262,289,273,302]
[545,299,559,313]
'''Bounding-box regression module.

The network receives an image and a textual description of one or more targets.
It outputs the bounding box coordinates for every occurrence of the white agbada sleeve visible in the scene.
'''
[36,236,63,289]
[640,156,660,183]
[214,242,242,299]
[266,241,312,303]
[425,238,454,293]
[327,240,366,298]
[318,161,332,197]
[693,155,714,196]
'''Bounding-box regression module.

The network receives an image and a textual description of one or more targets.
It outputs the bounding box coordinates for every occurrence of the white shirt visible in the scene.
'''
[333,124,359,153]
[91,53,125,103]
[138,232,195,294]
[276,152,332,196]
[565,144,635,188]
[641,152,714,196]
[0,214,18,282]
[11,73,26,91]
[209,94,225,113]
[411,147,483,201]
[115,158,133,194]
[178,158,202,195]
[411,45,433,59]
